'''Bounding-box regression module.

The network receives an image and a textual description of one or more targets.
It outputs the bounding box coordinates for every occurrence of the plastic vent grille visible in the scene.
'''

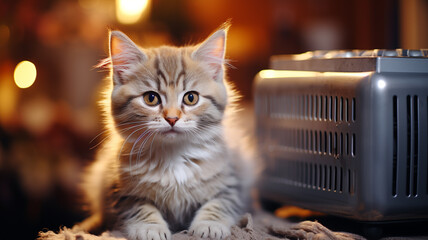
[272,128,356,157]
[392,95,427,197]
[268,94,356,123]
[281,160,355,194]
[263,93,357,195]
[265,94,357,157]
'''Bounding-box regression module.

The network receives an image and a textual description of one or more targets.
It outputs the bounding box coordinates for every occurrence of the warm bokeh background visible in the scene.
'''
[0,0,427,239]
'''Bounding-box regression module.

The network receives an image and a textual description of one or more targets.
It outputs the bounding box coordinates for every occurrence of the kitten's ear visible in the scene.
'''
[109,30,147,84]
[192,26,229,82]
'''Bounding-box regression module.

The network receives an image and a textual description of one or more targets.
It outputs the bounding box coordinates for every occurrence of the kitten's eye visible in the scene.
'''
[183,91,199,106]
[143,91,161,106]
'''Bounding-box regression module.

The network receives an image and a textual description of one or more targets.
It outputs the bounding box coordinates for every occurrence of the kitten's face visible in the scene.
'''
[108,29,229,145]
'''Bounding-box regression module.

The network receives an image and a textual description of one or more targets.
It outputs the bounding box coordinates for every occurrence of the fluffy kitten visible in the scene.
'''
[77,24,250,240]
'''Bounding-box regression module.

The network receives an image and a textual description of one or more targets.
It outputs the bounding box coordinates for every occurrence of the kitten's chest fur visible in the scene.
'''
[110,140,234,230]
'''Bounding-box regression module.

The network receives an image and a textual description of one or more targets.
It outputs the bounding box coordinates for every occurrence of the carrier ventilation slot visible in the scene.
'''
[352,98,356,122]
[392,96,398,196]
[276,129,356,158]
[268,94,356,123]
[393,95,421,197]
[282,161,355,194]
[407,95,419,197]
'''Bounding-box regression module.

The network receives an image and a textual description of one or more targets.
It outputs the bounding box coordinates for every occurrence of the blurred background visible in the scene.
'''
[0,0,427,239]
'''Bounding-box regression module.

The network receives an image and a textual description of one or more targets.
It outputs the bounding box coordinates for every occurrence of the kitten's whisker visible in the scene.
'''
[148,132,159,160]
[129,127,152,152]
[90,132,114,149]
[129,128,153,178]
[189,130,215,144]
[136,130,157,162]
[135,134,150,169]
[130,128,153,166]
[118,124,148,167]
[197,124,222,134]
[90,121,150,149]
[186,124,223,144]
[127,130,156,182]
[90,128,112,144]
[91,126,139,149]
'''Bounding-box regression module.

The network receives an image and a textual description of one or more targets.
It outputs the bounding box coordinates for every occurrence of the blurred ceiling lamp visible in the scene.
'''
[14,61,37,89]
[116,0,150,25]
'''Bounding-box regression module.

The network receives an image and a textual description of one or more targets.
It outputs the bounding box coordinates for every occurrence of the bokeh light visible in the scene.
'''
[116,0,150,24]
[14,60,37,89]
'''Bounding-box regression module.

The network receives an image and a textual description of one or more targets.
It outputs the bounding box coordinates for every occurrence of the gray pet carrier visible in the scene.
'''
[255,49,428,221]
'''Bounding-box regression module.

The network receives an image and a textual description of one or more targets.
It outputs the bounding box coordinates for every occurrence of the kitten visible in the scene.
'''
[76,23,251,240]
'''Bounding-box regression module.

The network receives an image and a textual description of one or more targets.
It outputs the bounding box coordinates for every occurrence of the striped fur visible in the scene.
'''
[77,24,251,240]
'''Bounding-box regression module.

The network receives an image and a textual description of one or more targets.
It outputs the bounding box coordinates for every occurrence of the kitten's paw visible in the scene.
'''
[126,223,171,240]
[189,220,231,239]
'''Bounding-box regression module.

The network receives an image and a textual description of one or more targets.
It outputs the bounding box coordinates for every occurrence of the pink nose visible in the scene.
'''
[165,117,179,126]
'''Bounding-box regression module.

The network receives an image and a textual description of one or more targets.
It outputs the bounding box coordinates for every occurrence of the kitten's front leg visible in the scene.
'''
[189,196,241,240]
[121,203,171,240]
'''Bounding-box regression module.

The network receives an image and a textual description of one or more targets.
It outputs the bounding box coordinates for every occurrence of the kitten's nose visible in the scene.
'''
[165,117,179,127]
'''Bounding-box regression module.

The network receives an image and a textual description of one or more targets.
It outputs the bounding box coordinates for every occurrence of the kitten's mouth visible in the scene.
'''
[162,128,181,135]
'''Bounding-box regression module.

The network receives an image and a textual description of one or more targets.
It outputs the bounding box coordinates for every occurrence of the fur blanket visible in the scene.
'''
[38,212,365,240]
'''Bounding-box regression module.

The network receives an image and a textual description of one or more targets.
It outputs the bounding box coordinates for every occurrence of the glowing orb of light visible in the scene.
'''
[116,0,149,25]
[14,60,37,89]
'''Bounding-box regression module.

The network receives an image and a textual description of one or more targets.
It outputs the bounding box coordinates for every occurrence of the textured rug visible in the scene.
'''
[38,212,365,240]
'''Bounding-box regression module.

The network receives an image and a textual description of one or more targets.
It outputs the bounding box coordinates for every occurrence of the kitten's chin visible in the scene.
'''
[159,128,183,141]
[162,129,179,136]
